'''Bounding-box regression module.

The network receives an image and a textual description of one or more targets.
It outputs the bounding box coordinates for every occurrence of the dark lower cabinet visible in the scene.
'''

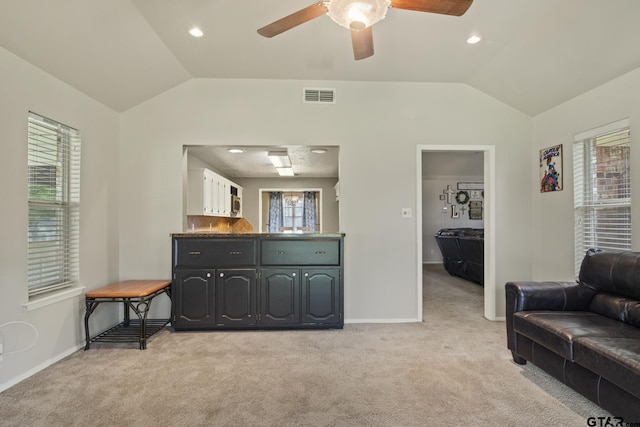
[216,269,257,327]
[301,268,341,326]
[173,270,215,329]
[260,268,300,326]
[171,235,343,330]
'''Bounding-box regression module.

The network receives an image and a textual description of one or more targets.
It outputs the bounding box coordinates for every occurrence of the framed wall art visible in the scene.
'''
[469,201,483,220]
[470,190,482,199]
[540,144,563,192]
[457,182,483,190]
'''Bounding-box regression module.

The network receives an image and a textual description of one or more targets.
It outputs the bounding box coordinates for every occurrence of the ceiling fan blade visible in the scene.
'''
[351,26,374,60]
[390,0,473,16]
[257,2,328,38]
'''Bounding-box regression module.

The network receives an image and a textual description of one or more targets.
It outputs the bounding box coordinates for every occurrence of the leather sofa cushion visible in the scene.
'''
[579,249,640,301]
[513,311,640,361]
[589,293,640,327]
[573,337,640,399]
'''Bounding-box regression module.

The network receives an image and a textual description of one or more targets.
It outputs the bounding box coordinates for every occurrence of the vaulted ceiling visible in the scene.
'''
[1,1,639,117]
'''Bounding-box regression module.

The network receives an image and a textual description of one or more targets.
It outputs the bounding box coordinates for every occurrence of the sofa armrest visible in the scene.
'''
[505,281,597,354]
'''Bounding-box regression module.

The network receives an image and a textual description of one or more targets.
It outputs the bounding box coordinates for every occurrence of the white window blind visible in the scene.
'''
[27,112,81,297]
[573,119,630,275]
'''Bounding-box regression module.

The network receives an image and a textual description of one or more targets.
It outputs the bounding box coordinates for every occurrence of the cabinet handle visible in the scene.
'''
[188,251,201,255]
[292,273,296,277]
[206,272,211,278]
[274,250,285,255]
[219,273,224,277]
[304,273,309,277]
[315,251,326,255]
[229,251,242,255]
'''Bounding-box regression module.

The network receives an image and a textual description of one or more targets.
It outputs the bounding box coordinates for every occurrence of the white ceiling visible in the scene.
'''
[2,0,640,116]
[188,145,340,178]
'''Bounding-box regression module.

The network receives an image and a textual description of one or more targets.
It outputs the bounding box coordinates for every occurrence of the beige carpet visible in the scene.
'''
[0,264,609,426]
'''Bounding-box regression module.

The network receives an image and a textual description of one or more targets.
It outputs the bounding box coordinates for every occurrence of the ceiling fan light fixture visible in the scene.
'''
[328,0,390,30]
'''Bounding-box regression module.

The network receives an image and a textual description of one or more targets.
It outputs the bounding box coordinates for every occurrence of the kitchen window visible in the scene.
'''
[27,112,81,298]
[265,190,320,233]
[573,118,630,276]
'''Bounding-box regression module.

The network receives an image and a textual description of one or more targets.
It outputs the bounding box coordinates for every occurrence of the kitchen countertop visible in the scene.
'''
[171,232,345,238]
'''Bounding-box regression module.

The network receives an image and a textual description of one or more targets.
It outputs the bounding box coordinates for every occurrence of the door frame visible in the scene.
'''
[416,145,497,320]
[258,188,324,233]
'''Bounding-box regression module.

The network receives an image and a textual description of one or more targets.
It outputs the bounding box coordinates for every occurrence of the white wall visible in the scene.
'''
[531,67,640,280]
[119,78,532,323]
[422,176,484,263]
[0,47,120,389]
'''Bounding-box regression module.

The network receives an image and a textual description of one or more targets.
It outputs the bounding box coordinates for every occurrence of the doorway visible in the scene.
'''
[258,188,323,233]
[416,145,496,320]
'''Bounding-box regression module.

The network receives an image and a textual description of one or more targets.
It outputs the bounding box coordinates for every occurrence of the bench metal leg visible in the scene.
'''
[125,300,151,350]
[84,300,100,350]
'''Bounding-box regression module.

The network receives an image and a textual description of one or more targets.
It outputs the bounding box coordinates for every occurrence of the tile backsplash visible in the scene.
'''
[186,216,254,233]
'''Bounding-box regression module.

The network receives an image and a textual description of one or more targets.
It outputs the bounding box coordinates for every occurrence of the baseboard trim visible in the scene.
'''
[345,318,420,324]
[0,343,83,393]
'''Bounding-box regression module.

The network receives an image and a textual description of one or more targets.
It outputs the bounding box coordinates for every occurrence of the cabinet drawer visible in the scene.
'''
[261,240,340,266]
[174,239,257,268]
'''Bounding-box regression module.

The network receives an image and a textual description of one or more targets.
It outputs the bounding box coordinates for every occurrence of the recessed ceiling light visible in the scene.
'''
[311,149,327,154]
[228,148,244,154]
[189,27,204,38]
[467,34,482,44]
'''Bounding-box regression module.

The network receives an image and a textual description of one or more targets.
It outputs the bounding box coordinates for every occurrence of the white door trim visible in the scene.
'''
[416,145,497,320]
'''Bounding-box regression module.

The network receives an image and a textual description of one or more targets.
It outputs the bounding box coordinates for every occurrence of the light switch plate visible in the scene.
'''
[401,208,412,218]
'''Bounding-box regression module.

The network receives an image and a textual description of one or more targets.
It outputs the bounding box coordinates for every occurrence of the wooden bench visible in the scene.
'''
[84,280,171,350]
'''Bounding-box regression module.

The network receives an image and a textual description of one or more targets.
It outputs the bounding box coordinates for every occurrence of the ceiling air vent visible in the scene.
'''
[303,88,336,104]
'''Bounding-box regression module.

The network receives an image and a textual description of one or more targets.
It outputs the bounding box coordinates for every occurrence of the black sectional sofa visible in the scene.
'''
[506,249,640,422]
[434,228,484,285]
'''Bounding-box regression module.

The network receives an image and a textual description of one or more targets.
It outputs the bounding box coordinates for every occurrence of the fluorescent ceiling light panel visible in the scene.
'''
[276,167,295,176]
[268,151,291,168]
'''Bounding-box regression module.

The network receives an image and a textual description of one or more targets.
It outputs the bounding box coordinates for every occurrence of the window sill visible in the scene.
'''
[23,286,86,312]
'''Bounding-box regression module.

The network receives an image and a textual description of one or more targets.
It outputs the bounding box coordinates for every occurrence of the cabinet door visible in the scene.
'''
[211,174,220,215]
[203,170,213,214]
[301,268,342,326]
[173,270,215,329]
[218,179,230,216]
[260,268,300,326]
[216,269,257,327]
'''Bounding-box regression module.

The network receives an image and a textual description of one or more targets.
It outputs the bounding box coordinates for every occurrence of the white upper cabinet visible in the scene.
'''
[188,168,242,217]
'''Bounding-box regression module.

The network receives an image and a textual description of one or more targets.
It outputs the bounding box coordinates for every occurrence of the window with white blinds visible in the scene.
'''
[27,112,81,297]
[573,119,630,275]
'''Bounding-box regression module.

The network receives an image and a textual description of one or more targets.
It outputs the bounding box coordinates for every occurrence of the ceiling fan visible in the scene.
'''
[257,0,473,60]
